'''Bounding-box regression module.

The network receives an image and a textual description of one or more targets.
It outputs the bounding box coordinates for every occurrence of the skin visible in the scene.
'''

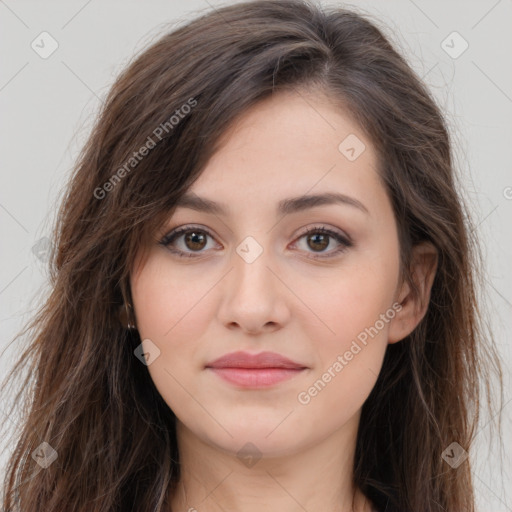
[130,89,438,512]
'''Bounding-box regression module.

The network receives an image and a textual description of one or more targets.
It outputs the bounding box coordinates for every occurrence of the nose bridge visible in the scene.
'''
[232,234,275,296]
[216,232,289,332]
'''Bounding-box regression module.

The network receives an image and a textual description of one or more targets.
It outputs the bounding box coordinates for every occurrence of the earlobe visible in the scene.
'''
[388,241,438,344]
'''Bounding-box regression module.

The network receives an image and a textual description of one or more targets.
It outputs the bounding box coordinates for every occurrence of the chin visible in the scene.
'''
[199,421,306,459]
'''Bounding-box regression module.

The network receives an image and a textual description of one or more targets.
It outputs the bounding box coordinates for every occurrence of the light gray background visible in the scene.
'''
[1,0,511,510]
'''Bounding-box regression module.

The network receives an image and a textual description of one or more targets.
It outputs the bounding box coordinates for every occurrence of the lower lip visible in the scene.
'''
[207,367,305,388]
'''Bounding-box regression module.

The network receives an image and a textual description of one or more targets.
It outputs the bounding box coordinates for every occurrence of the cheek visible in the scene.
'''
[294,297,392,434]
[131,254,211,340]
[302,256,399,353]
[130,253,217,412]
[294,251,399,411]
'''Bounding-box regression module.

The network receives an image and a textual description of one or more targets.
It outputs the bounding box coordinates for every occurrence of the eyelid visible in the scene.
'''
[295,224,352,244]
[159,224,215,247]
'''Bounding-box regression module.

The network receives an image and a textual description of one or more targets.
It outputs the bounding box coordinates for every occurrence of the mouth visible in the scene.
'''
[205,351,308,388]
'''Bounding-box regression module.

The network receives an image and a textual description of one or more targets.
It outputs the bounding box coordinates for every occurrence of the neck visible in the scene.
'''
[169,415,375,512]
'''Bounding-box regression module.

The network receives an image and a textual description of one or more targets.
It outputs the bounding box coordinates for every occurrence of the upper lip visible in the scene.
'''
[205,351,307,370]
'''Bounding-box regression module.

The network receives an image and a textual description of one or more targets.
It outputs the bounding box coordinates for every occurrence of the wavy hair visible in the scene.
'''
[1,1,503,510]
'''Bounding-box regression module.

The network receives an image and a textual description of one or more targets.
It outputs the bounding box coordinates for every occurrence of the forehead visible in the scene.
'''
[177,90,383,219]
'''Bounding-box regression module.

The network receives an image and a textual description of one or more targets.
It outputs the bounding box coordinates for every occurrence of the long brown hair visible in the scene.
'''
[0,1,503,510]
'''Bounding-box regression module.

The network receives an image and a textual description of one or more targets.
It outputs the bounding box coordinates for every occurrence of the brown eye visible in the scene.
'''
[159,226,217,258]
[306,232,329,252]
[160,224,352,260]
[183,231,207,251]
[294,226,352,259]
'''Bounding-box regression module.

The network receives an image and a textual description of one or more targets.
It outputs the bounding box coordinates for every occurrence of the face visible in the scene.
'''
[130,90,403,458]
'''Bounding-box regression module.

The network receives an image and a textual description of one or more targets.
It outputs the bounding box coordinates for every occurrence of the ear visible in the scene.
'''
[388,241,438,344]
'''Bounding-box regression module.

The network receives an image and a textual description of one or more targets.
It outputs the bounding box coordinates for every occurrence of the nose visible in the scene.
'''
[216,238,291,335]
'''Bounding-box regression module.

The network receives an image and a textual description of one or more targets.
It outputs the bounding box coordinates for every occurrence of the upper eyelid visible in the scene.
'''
[160,225,216,245]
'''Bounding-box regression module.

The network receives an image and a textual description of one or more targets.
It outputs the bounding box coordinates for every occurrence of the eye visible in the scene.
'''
[292,225,352,259]
[159,225,219,258]
[159,224,352,259]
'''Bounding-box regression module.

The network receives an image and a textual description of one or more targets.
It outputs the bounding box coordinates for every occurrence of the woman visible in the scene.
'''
[0,1,503,511]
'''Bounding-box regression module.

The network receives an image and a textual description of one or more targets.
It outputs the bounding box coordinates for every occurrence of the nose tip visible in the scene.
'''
[218,249,291,334]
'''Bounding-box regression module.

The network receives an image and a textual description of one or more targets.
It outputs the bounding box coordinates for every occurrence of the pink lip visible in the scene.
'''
[205,351,308,388]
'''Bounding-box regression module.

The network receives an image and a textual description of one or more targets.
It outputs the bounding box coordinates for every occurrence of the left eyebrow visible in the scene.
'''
[277,192,369,216]
[173,191,370,216]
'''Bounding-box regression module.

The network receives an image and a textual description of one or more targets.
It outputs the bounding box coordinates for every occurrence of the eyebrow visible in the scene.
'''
[174,191,369,216]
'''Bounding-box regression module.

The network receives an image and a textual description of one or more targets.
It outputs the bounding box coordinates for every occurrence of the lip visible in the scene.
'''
[205,351,308,388]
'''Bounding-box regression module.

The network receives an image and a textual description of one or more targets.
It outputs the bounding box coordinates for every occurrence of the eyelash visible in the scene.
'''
[159,224,352,260]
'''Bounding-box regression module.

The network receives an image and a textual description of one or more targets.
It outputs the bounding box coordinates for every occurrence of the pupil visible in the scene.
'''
[186,231,206,250]
[309,233,328,251]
